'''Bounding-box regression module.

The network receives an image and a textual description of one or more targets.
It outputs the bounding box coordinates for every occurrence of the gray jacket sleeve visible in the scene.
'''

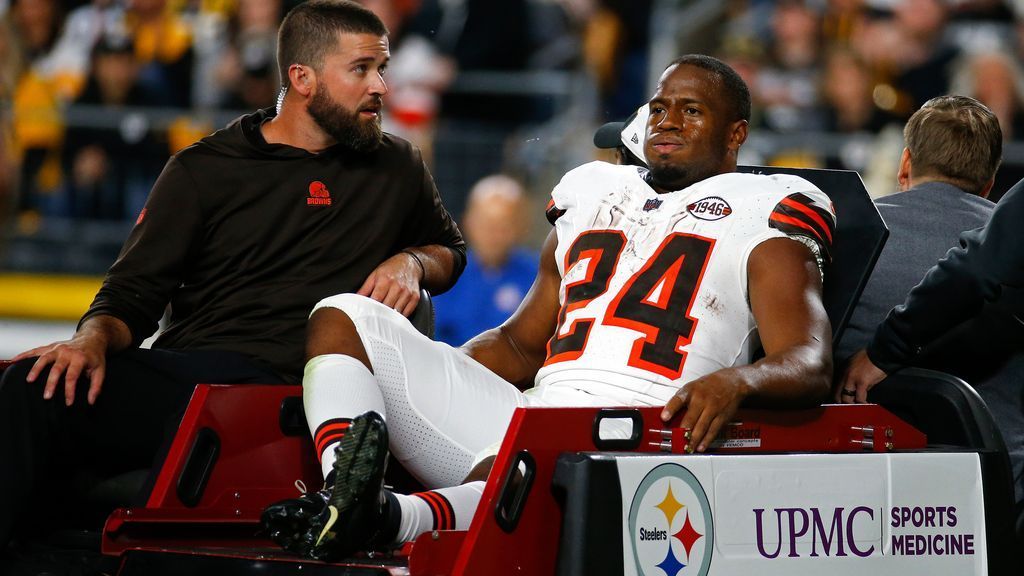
[867,179,1024,371]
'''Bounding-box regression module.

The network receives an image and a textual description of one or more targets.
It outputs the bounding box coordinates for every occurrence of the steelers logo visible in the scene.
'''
[627,463,714,576]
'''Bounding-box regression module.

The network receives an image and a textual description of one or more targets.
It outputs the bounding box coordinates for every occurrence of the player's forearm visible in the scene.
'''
[403,244,465,295]
[461,325,541,390]
[734,343,832,407]
[76,314,133,354]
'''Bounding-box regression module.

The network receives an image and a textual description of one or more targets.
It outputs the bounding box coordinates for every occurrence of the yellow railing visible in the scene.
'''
[0,274,102,321]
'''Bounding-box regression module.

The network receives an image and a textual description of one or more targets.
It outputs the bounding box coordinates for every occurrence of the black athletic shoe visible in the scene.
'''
[261,411,391,561]
[261,488,335,557]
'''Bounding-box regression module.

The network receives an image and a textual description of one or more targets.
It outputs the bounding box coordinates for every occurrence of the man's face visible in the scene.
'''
[464,189,526,268]
[643,64,747,192]
[307,32,389,152]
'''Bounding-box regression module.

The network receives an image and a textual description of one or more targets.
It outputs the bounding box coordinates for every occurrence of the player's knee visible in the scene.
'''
[463,456,496,483]
[305,306,371,367]
[312,293,372,318]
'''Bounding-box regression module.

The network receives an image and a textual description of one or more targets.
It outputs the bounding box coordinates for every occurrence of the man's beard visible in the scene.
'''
[308,89,383,153]
[647,162,691,192]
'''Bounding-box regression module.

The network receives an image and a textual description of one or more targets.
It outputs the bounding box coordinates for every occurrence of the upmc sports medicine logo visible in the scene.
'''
[628,463,714,576]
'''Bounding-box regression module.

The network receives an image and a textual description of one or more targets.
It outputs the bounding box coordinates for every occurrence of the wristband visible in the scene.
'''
[401,250,426,280]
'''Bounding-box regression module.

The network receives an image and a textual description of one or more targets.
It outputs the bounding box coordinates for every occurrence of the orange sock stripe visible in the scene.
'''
[431,491,455,530]
[314,421,351,446]
[414,492,443,530]
[313,420,350,446]
[315,432,348,461]
[417,491,455,530]
[313,420,351,461]
[315,430,348,457]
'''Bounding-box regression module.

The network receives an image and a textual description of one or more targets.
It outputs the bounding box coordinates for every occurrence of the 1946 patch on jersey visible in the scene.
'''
[687,196,732,221]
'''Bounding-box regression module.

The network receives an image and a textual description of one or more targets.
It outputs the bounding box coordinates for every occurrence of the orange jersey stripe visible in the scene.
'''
[769,212,825,244]
[779,197,833,242]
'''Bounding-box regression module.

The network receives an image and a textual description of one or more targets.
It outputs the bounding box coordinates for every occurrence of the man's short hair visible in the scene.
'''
[904,95,1003,195]
[277,0,388,86]
[667,55,752,123]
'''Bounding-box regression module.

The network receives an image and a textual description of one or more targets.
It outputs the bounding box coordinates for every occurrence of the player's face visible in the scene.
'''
[308,32,389,152]
[643,64,748,192]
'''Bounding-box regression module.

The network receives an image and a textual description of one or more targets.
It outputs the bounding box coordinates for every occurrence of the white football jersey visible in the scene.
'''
[534,162,835,406]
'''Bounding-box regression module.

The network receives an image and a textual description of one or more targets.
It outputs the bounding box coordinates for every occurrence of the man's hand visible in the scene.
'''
[836,349,888,403]
[662,368,750,453]
[13,334,108,406]
[359,252,423,316]
[12,315,131,406]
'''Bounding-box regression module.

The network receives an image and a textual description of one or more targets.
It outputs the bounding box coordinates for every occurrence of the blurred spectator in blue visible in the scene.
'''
[433,174,536,346]
[59,35,164,220]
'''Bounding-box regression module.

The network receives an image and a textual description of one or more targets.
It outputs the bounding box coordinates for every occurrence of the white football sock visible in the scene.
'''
[302,354,385,478]
[392,481,486,542]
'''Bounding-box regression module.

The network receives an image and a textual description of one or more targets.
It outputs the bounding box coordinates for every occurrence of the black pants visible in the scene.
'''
[0,348,285,546]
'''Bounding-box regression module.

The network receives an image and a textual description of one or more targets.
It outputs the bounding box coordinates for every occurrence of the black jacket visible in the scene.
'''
[83,108,465,382]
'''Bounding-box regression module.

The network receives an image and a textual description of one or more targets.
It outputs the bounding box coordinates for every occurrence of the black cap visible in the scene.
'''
[593,110,639,149]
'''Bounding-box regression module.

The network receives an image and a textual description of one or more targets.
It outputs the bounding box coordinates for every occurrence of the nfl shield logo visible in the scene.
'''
[644,198,663,212]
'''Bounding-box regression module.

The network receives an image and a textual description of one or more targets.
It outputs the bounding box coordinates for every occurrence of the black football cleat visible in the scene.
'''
[262,411,391,561]
[260,488,334,557]
[314,410,391,561]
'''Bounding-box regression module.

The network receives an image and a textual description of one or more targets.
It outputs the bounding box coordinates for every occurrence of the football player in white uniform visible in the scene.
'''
[262,55,836,560]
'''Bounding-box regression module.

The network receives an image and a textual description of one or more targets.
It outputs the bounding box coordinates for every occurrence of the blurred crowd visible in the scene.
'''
[1,0,1024,228]
[0,0,593,227]
[715,0,1024,198]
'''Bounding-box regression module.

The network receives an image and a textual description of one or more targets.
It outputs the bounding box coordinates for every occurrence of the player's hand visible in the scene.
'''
[836,349,888,404]
[13,333,108,406]
[359,252,422,316]
[662,369,750,453]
